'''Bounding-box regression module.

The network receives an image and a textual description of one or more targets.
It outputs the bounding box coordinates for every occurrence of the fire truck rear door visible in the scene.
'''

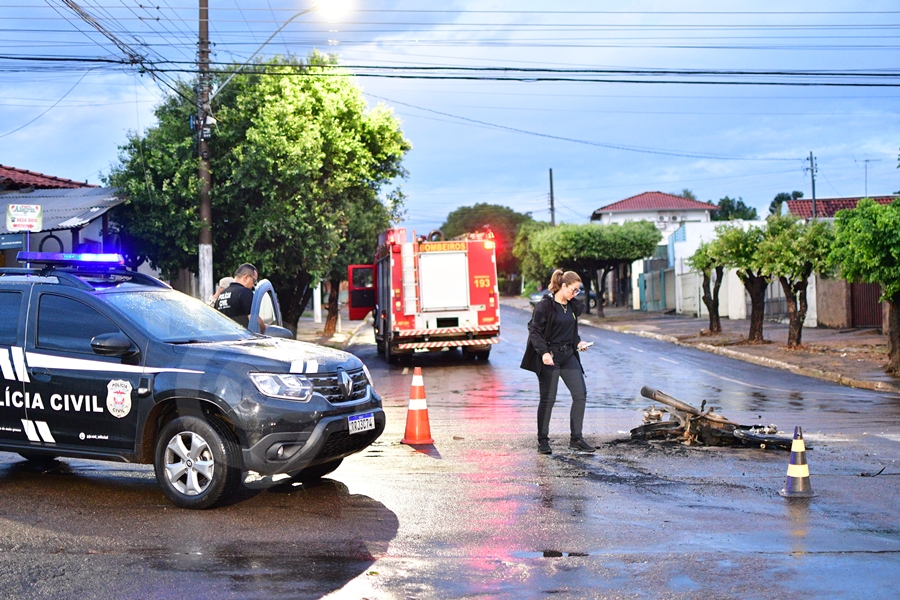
[347,264,375,320]
[419,252,469,311]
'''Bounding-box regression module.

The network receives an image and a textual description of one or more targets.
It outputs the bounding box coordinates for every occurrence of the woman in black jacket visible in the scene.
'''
[520,269,594,455]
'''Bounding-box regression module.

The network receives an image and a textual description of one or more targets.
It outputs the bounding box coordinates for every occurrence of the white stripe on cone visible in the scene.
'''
[786,463,810,478]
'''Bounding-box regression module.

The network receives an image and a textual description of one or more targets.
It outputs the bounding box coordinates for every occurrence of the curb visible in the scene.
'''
[341,318,370,350]
[294,317,370,350]
[508,301,899,394]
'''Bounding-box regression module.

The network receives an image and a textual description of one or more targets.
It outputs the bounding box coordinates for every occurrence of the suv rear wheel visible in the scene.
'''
[154,415,242,509]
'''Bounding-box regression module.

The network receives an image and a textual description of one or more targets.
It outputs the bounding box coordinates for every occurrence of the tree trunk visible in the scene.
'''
[582,271,592,316]
[743,273,768,342]
[323,276,341,335]
[887,295,900,375]
[701,266,723,334]
[280,272,311,336]
[779,276,808,347]
[595,267,613,318]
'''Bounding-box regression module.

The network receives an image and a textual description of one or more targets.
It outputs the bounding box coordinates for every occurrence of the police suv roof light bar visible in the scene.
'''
[17,252,125,267]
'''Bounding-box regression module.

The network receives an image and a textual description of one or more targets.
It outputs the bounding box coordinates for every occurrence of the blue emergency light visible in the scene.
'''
[17,252,125,267]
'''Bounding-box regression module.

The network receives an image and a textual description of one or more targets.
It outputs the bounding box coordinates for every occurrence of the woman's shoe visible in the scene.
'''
[568,438,595,453]
[538,440,552,454]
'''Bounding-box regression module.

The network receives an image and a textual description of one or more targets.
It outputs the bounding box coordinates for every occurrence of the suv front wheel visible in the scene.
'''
[154,415,242,509]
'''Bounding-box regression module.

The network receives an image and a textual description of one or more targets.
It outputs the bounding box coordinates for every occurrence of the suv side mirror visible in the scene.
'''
[264,325,294,340]
[91,332,138,357]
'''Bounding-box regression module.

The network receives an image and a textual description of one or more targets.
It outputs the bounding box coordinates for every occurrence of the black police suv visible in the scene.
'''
[0,252,385,509]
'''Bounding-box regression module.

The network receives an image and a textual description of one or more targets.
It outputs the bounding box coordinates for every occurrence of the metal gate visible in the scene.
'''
[851,282,882,328]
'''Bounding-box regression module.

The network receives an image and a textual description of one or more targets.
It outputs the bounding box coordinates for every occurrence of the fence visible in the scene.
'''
[745,280,790,323]
[640,268,676,312]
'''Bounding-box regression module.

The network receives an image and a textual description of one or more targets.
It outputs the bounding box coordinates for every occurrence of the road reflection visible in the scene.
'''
[0,456,398,599]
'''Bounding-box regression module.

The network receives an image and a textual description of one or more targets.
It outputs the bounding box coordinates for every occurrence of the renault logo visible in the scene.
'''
[338,370,353,400]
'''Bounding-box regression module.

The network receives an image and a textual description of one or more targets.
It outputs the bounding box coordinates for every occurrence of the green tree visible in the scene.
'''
[769,191,803,216]
[832,198,900,373]
[108,53,411,332]
[756,214,833,347]
[686,240,725,334]
[716,224,769,342]
[677,189,698,200]
[512,220,551,292]
[532,221,661,317]
[322,189,405,335]
[711,196,759,221]
[440,203,532,276]
[105,80,202,274]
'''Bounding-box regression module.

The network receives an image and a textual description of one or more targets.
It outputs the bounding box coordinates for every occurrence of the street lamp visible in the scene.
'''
[196,0,350,301]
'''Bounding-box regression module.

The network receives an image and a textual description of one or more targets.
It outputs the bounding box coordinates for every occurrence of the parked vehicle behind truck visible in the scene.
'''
[348,228,501,363]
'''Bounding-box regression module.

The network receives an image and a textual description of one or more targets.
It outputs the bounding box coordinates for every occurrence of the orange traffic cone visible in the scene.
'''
[401,367,434,445]
[780,426,815,498]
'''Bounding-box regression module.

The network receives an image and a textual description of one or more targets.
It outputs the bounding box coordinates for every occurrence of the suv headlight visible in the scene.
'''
[249,373,313,402]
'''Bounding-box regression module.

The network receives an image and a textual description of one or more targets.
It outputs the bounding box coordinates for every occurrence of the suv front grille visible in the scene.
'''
[308,368,369,403]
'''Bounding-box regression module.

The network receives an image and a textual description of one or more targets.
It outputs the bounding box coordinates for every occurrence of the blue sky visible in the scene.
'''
[2,1,898,234]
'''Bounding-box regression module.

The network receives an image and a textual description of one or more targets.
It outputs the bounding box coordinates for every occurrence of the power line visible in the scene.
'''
[0,67,93,137]
[365,92,801,162]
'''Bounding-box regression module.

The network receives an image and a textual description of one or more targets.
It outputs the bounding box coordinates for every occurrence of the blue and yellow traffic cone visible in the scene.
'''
[780,426,815,498]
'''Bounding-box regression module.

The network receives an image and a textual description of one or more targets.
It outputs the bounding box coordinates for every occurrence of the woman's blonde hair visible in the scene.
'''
[548,269,582,293]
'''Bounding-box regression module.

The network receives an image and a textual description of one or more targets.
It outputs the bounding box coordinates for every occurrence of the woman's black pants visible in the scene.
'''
[536,349,587,442]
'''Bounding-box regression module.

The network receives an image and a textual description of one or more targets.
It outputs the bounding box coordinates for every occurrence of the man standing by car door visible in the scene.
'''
[215,264,258,329]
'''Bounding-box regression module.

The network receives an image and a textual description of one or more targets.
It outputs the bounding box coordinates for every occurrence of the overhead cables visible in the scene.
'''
[0,67,93,138]
[364,92,802,162]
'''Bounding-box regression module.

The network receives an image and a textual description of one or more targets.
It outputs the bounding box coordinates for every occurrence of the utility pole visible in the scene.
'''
[856,157,882,197]
[808,151,817,219]
[197,0,213,301]
[549,168,555,226]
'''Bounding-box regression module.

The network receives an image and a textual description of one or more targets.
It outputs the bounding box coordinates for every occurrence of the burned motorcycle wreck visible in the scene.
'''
[632,387,795,450]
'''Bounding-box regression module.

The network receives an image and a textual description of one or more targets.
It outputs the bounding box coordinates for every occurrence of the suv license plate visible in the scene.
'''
[349,412,375,434]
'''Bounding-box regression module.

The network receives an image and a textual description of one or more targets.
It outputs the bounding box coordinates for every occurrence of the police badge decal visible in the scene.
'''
[106,380,133,418]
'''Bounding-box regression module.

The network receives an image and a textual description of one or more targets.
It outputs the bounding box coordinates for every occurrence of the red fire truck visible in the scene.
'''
[347,228,501,363]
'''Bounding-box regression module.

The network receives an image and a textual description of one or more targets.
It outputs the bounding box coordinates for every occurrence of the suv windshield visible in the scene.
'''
[103,290,256,343]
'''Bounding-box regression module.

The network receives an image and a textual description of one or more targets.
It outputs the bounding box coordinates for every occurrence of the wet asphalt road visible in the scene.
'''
[1,305,899,599]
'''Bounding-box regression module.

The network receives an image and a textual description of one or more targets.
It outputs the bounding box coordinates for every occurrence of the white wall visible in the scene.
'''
[667,219,818,326]
[596,209,711,239]
[631,258,644,310]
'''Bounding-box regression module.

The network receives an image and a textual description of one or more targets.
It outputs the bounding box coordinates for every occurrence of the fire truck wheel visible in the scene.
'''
[385,336,400,364]
[376,339,385,355]
[475,349,491,361]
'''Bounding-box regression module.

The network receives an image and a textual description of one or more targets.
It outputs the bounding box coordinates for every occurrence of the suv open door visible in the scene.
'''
[348,264,375,320]
[249,279,292,338]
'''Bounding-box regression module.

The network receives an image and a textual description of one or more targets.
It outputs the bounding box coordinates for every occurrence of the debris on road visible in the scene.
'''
[631,386,795,449]
[860,466,886,477]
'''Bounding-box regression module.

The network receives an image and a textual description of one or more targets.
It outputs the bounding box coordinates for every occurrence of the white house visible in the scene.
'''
[664,220,817,327]
[590,191,716,309]
[590,191,715,239]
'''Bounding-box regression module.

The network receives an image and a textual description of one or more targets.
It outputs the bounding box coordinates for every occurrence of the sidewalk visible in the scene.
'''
[292,302,368,350]
[503,296,900,394]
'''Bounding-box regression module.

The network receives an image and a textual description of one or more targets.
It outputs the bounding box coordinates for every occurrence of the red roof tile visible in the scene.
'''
[592,191,715,218]
[0,165,97,190]
[786,196,897,219]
